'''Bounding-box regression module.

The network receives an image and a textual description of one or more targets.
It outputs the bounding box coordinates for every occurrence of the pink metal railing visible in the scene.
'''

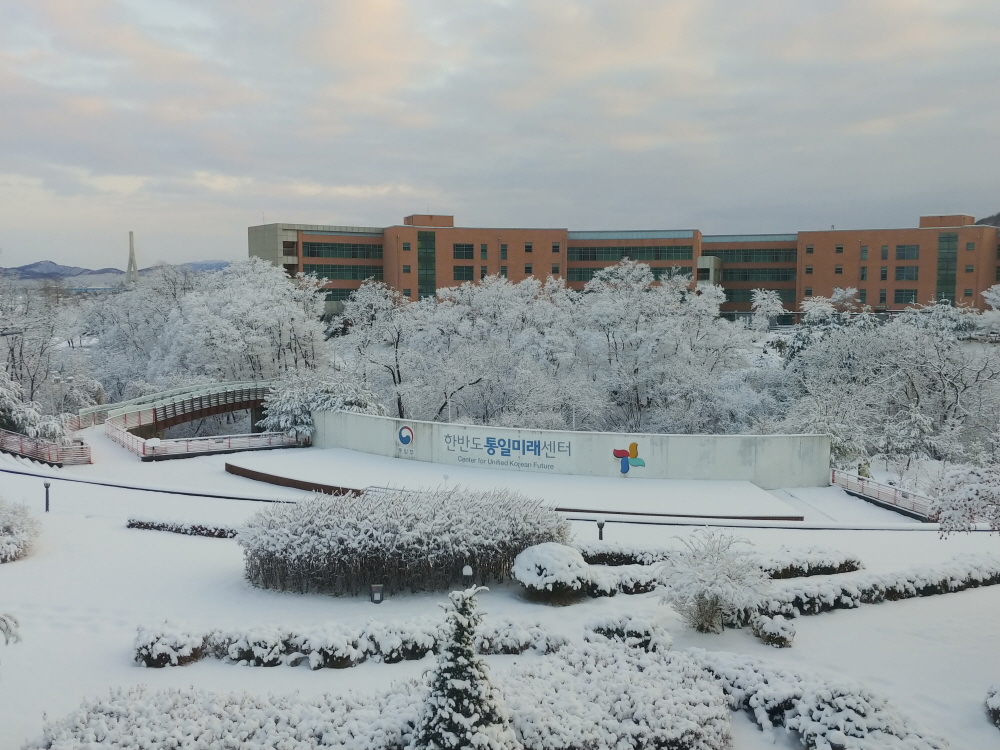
[831,469,934,519]
[0,427,91,465]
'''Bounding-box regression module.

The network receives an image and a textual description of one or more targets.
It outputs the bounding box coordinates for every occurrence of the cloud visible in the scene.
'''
[1,0,999,268]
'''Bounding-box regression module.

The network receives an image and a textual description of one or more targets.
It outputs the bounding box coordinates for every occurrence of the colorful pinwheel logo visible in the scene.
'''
[613,442,645,474]
[398,426,414,445]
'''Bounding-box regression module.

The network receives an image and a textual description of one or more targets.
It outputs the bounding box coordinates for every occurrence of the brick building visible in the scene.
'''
[249,213,999,315]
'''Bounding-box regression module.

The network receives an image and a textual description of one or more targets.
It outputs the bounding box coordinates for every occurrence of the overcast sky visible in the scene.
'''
[1,0,998,269]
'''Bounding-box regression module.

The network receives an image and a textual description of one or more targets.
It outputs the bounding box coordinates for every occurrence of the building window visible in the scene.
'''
[525,242,533,253]
[480,244,488,260]
[481,266,488,279]
[964,288,973,297]
[879,289,887,304]
[700,248,794,263]
[282,240,297,252]
[805,266,814,275]
[403,242,411,251]
[568,268,598,282]
[880,267,888,281]
[551,242,560,253]
[895,266,918,281]
[860,246,868,260]
[881,245,889,260]
[403,288,411,297]
[835,244,844,254]
[324,288,356,302]
[967,242,976,251]
[725,288,794,303]
[895,289,918,304]
[500,266,507,278]
[965,265,974,273]
[896,244,920,260]
[454,265,474,281]
[551,263,560,274]
[720,268,796,282]
[402,265,411,273]
[806,245,814,254]
[804,287,813,296]
[302,242,383,259]
[859,289,867,304]
[860,266,867,281]
[500,244,508,260]
[571,246,694,261]
[936,233,958,303]
[453,243,474,260]
[834,265,843,274]
[652,267,692,280]
[302,264,384,281]
[524,263,533,275]
[417,231,436,299]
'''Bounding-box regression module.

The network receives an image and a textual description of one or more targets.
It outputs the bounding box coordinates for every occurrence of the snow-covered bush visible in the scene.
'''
[257,373,389,438]
[987,686,1000,729]
[208,626,290,667]
[933,465,1000,534]
[475,619,562,656]
[239,487,569,596]
[658,531,772,633]
[366,618,441,663]
[512,543,598,601]
[1,612,20,676]
[133,624,206,668]
[126,518,238,538]
[0,369,68,444]
[30,641,734,750]
[750,614,795,648]
[0,496,40,564]
[697,649,948,750]
[412,587,520,750]
[585,614,672,652]
[576,540,863,578]
[758,553,1000,621]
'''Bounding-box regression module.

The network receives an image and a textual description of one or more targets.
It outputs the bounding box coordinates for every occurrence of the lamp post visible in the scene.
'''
[596,516,605,541]
[44,481,51,512]
[370,584,384,604]
[462,565,474,588]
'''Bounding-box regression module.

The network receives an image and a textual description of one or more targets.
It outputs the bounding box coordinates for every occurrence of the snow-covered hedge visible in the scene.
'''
[126,518,238,539]
[584,614,672,652]
[512,544,658,600]
[576,540,863,578]
[987,686,1000,730]
[696,649,948,750]
[134,624,205,667]
[0,496,40,564]
[239,487,570,595]
[133,617,564,669]
[749,614,795,648]
[42,642,732,750]
[755,553,1000,622]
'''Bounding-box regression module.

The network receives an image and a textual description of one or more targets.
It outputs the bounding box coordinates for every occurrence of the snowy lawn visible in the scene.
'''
[2,473,999,749]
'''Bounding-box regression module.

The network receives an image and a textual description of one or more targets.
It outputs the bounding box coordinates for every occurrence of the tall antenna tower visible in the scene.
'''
[126,230,140,285]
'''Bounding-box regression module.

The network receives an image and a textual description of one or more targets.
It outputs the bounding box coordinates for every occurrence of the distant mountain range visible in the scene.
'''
[976,212,1000,228]
[0,260,230,281]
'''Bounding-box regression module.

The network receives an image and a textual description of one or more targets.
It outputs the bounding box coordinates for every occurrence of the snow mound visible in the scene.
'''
[985,686,999,729]
[512,543,594,595]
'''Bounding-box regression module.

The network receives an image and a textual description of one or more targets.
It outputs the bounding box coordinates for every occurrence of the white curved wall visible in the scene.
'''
[311,411,831,489]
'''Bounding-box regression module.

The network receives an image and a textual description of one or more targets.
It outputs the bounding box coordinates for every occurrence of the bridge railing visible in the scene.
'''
[831,469,934,520]
[104,417,299,459]
[0,427,91,465]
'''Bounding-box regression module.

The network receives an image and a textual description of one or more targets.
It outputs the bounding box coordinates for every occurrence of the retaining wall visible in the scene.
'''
[312,411,831,489]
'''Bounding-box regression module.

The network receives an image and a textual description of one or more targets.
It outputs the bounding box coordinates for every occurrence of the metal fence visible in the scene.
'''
[105,417,299,459]
[831,469,934,520]
[0,427,92,465]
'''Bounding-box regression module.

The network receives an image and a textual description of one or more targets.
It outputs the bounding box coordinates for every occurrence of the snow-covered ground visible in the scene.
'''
[2,445,999,749]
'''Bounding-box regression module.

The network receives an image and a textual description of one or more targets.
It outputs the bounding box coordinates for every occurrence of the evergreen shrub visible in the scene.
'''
[0,495,39,564]
[239,487,569,595]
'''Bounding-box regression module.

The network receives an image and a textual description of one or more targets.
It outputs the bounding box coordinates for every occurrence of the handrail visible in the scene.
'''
[0,427,91,466]
[831,469,934,520]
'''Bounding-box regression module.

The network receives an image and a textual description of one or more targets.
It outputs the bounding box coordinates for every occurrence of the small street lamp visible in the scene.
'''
[44,481,51,512]
[462,565,474,588]
[596,516,606,541]
[370,584,384,604]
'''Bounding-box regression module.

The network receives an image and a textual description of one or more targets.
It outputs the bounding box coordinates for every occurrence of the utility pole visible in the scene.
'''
[126,231,140,285]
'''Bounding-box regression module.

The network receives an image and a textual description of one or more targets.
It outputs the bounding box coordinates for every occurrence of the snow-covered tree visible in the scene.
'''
[257,372,388,438]
[658,530,771,633]
[932,465,1000,534]
[411,587,521,750]
[0,369,67,442]
[750,289,785,332]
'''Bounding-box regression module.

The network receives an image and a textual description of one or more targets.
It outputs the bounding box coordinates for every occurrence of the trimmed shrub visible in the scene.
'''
[750,614,795,648]
[127,518,238,538]
[0,495,40,563]
[134,624,205,668]
[697,649,947,750]
[239,487,569,596]
[987,686,1000,730]
[512,543,597,602]
[585,614,672,652]
[207,626,290,667]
